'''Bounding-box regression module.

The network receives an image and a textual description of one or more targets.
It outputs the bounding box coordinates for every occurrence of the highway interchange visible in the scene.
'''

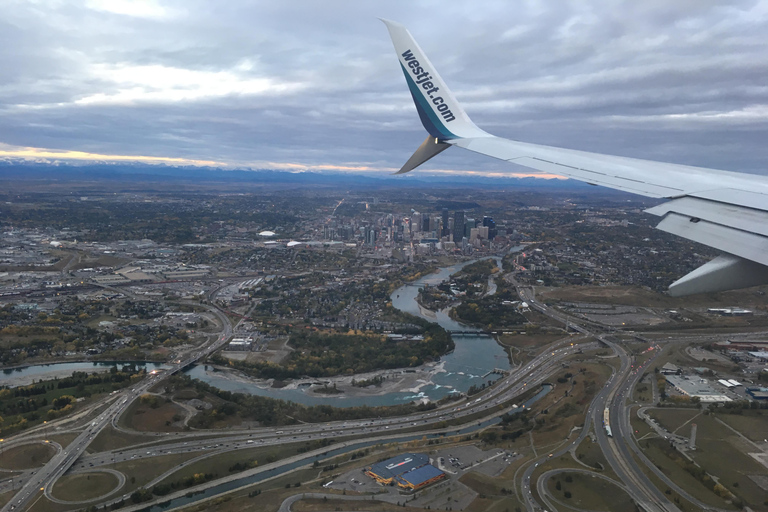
[0,275,750,512]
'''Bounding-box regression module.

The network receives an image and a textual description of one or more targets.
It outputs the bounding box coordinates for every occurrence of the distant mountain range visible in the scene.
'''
[0,159,599,191]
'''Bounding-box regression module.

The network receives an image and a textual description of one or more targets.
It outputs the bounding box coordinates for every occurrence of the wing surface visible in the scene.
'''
[381,19,768,296]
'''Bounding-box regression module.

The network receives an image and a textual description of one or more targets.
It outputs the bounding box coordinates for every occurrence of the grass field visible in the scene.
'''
[540,284,768,309]
[639,437,735,509]
[715,411,768,442]
[459,470,516,497]
[647,408,702,434]
[0,490,15,508]
[50,472,119,502]
[47,433,79,449]
[124,399,186,432]
[106,452,201,495]
[574,438,609,471]
[685,413,768,511]
[89,425,163,452]
[630,410,654,439]
[546,471,634,511]
[0,442,56,470]
[694,438,768,511]
[158,441,326,488]
[530,363,611,448]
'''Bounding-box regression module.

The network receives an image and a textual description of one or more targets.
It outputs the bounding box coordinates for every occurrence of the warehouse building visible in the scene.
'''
[666,375,732,403]
[746,387,768,400]
[365,453,445,491]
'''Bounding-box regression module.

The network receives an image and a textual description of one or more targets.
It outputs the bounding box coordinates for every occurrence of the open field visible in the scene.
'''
[47,433,79,449]
[647,408,702,433]
[51,471,119,502]
[528,453,604,506]
[695,438,768,511]
[530,363,611,447]
[0,490,15,508]
[574,437,609,471]
[0,443,56,470]
[638,437,736,509]
[122,398,186,432]
[106,452,201,495]
[539,284,768,309]
[158,443,303,487]
[715,411,768,443]
[688,413,768,510]
[459,470,516,497]
[630,409,654,439]
[545,471,634,511]
[89,426,163,452]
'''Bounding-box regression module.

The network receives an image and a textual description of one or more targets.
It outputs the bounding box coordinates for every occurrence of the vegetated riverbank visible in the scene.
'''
[203,357,458,403]
[199,257,515,406]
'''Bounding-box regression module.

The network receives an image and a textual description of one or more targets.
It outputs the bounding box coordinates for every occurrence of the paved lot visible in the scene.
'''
[434,445,519,477]
[327,446,519,510]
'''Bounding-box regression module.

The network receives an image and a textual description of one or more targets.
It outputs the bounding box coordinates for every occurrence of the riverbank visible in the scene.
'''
[0,361,167,388]
[204,359,457,403]
[1,367,115,387]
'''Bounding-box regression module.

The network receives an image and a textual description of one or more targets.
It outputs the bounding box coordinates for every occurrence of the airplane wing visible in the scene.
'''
[381,19,768,296]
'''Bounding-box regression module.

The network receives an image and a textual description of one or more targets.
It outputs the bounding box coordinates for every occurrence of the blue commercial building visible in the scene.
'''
[365,453,445,490]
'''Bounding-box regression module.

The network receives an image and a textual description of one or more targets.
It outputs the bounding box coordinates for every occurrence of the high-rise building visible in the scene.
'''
[411,212,422,234]
[422,216,430,233]
[365,226,377,246]
[441,208,450,237]
[453,211,464,241]
[465,217,475,238]
[483,216,497,239]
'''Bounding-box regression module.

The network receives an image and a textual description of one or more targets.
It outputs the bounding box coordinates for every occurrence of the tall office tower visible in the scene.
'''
[453,211,465,241]
[465,217,475,238]
[441,208,450,237]
[365,226,377,246]
[411,212,422,233]
[422,216,430,233]
[483,216,497,239]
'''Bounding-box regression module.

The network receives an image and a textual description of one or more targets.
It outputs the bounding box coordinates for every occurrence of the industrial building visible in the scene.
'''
[746,387,768,400]
[365,453,445,491]
[665,375,732,403]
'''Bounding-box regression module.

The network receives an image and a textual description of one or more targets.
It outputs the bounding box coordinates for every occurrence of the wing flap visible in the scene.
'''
[646,196,768,238]
[656,212,768,267]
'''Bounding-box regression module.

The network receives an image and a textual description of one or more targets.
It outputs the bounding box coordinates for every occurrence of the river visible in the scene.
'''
[187,254,518,406]
[1,250,522,407]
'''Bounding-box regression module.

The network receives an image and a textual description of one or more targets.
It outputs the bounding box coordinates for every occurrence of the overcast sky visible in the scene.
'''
[1,0,767,176]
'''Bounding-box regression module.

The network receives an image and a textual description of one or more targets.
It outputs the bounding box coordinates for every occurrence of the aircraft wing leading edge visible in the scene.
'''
[381,18,768,296]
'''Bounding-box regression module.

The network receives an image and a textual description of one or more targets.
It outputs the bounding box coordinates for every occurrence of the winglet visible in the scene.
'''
[394,135,451,174]
[380,19,487,142]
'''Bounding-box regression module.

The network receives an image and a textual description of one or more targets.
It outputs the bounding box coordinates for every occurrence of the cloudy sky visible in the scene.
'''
[2,0,768,177]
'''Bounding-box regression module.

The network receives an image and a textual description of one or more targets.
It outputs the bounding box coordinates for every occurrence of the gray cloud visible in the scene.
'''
[1,0,767,175]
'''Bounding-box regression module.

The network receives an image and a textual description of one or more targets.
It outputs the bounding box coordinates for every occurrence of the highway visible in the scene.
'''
[1,305,233,512]
[512,280,683,512]
[1,321,587,510]
[3,273,735,512]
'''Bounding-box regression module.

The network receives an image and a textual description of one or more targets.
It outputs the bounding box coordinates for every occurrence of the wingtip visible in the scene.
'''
[378,18,406,35]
